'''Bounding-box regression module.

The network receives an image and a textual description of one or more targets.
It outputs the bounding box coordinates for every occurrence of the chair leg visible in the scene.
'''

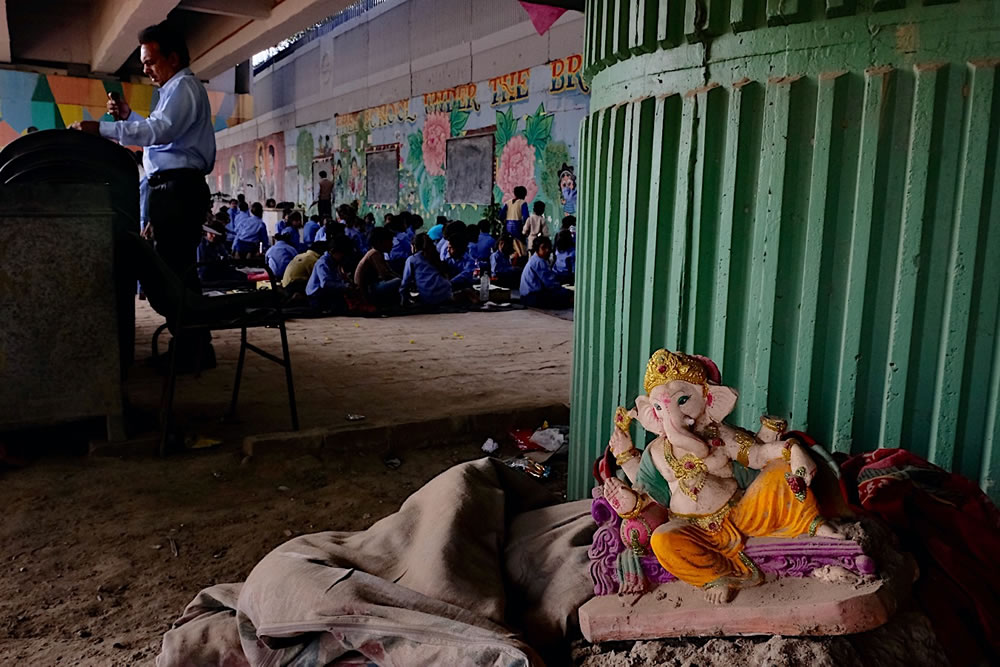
[227,327,248,421]
[279,319,299,430]
[160,335,180,456]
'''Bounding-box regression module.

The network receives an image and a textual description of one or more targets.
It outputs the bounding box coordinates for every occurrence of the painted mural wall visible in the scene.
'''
[0,70,251,147]
[213,54,590,223]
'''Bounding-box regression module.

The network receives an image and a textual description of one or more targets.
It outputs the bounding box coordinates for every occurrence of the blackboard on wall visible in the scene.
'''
[365,148,398,204]
[445,135,494,204]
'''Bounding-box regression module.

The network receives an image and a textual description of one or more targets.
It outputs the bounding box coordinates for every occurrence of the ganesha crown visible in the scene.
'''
[644,349,707,394]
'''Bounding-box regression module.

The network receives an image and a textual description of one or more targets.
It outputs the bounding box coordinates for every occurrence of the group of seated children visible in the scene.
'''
[197,196,576,312]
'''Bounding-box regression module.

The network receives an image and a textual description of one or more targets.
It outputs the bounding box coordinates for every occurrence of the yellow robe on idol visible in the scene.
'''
[650,461,824,588]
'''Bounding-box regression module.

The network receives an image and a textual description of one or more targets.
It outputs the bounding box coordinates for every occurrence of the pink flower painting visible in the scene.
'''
[422,111,450,176]
[496,134,538,203]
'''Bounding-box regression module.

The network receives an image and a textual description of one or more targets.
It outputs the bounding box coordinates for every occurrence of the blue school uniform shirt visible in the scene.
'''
[345,226,368,254]
[196,238,229,280]
[400,253,453,306]
[266,240,298,280]
[306,253,349,297]
[227,209,244,236]
[302,220,320,244]
[444,249,477,288]
[472,232,496,261]
[99,67,216,175]
[233,213,269,250]
[436,237,449,259]
[389,231,412,264]
[491,250,515,277]
[554,247,575,275]
[520,254,561,296]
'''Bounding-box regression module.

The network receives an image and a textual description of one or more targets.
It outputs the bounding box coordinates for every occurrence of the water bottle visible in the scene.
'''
[479,266,490,303]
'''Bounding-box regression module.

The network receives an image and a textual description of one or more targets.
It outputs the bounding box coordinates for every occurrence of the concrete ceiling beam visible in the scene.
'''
[178,0,273,20]
[90,0,179,74]
[188,0,352,80]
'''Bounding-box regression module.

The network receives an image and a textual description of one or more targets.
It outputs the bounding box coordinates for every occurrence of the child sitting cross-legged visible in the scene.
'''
[441,221,477,289]
[354,227,401,308]
[400,232,454,307]
[490,233,521,289]
[553,229,575,285]
[265,230,299,281]
[305,235,356,312]
[520,235,573,309]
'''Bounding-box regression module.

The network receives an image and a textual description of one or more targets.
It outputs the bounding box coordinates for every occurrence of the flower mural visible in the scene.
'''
[421,111,450,176]
[496,134,538,203]
[208,59,588,223]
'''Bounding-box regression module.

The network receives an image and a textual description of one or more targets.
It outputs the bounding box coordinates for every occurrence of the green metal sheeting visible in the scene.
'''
[569,0,1000,501]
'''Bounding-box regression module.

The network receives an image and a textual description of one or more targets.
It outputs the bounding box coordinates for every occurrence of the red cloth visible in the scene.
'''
[518,2,567,35]
[839,449,1000,666]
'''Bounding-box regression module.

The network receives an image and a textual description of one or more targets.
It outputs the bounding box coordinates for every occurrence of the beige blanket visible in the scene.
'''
[157,458,596,666]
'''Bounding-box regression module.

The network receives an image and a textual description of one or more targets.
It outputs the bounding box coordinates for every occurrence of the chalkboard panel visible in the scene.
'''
[365,148,398,205]
[445,135,494,204]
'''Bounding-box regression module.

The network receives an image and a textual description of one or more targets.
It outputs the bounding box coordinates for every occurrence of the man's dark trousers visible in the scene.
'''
[147,168,211,359]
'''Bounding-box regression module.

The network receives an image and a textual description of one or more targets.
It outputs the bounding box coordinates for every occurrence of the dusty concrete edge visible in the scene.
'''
[242,403,571,459]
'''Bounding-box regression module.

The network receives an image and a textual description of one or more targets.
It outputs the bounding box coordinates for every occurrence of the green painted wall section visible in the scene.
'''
[569,0,1000,502]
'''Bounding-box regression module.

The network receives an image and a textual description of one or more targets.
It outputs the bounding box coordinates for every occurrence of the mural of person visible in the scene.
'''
[349,156,361,196]
[267,143,277,200]
[335,158,344,193]
[559,163,577,217]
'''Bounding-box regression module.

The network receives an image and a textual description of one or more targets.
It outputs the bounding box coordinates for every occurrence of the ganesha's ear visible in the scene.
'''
[633,395,662,434]
[706,385,738,423]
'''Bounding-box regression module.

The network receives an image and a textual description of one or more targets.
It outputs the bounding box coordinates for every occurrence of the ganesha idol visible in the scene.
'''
[588,349,876,606]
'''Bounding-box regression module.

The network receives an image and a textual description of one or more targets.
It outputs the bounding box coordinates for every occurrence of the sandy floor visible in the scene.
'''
[0,300,573,665]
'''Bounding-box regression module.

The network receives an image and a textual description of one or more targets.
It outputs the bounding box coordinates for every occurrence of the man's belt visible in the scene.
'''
[148,168,204,186]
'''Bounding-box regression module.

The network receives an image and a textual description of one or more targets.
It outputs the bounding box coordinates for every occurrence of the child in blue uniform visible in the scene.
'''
[232,202,269,257]
[471,219,496,262]
[520,236,573,309]
[266,230,299,281]
[400,233,453,306]
[302,215,321,245]
[490,233,521,288]
[553,229,575,285]
[306,235,355,311]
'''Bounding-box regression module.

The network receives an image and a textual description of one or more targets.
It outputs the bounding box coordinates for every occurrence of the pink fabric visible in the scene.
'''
[519,2,567,35]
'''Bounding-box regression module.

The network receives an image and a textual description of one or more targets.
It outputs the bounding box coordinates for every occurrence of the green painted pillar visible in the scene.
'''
[569,0,1000,501]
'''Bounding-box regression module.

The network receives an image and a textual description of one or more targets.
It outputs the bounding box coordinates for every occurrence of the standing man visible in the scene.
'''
[71,21,215,286]
[316,170,333,219]
[71,21,216,366]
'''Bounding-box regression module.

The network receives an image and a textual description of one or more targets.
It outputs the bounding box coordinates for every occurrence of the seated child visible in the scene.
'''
[400,232,454,307]
[522,201,549,253]
[471,219,496,262]
[427,215,447,243]
[197,217,245,283]
[232,202,269,257]
[438,221,476,288]
[407,213,424,244]
[344,214,369,255]
[490,233,522,289]
[520,236,573,309]
[302,214,321,245]
[266,230,299,281]
[282,241,327,296]
[553,229,576,285]
[561,214,576,241]
[387,218,412,274]
[354,227,401,307]
[306,235,355,310]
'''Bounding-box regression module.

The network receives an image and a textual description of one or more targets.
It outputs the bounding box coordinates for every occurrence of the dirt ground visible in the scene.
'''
[0,301,573,666]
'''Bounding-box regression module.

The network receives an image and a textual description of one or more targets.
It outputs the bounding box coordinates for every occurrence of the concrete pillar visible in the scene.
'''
[569,0,1000,500]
